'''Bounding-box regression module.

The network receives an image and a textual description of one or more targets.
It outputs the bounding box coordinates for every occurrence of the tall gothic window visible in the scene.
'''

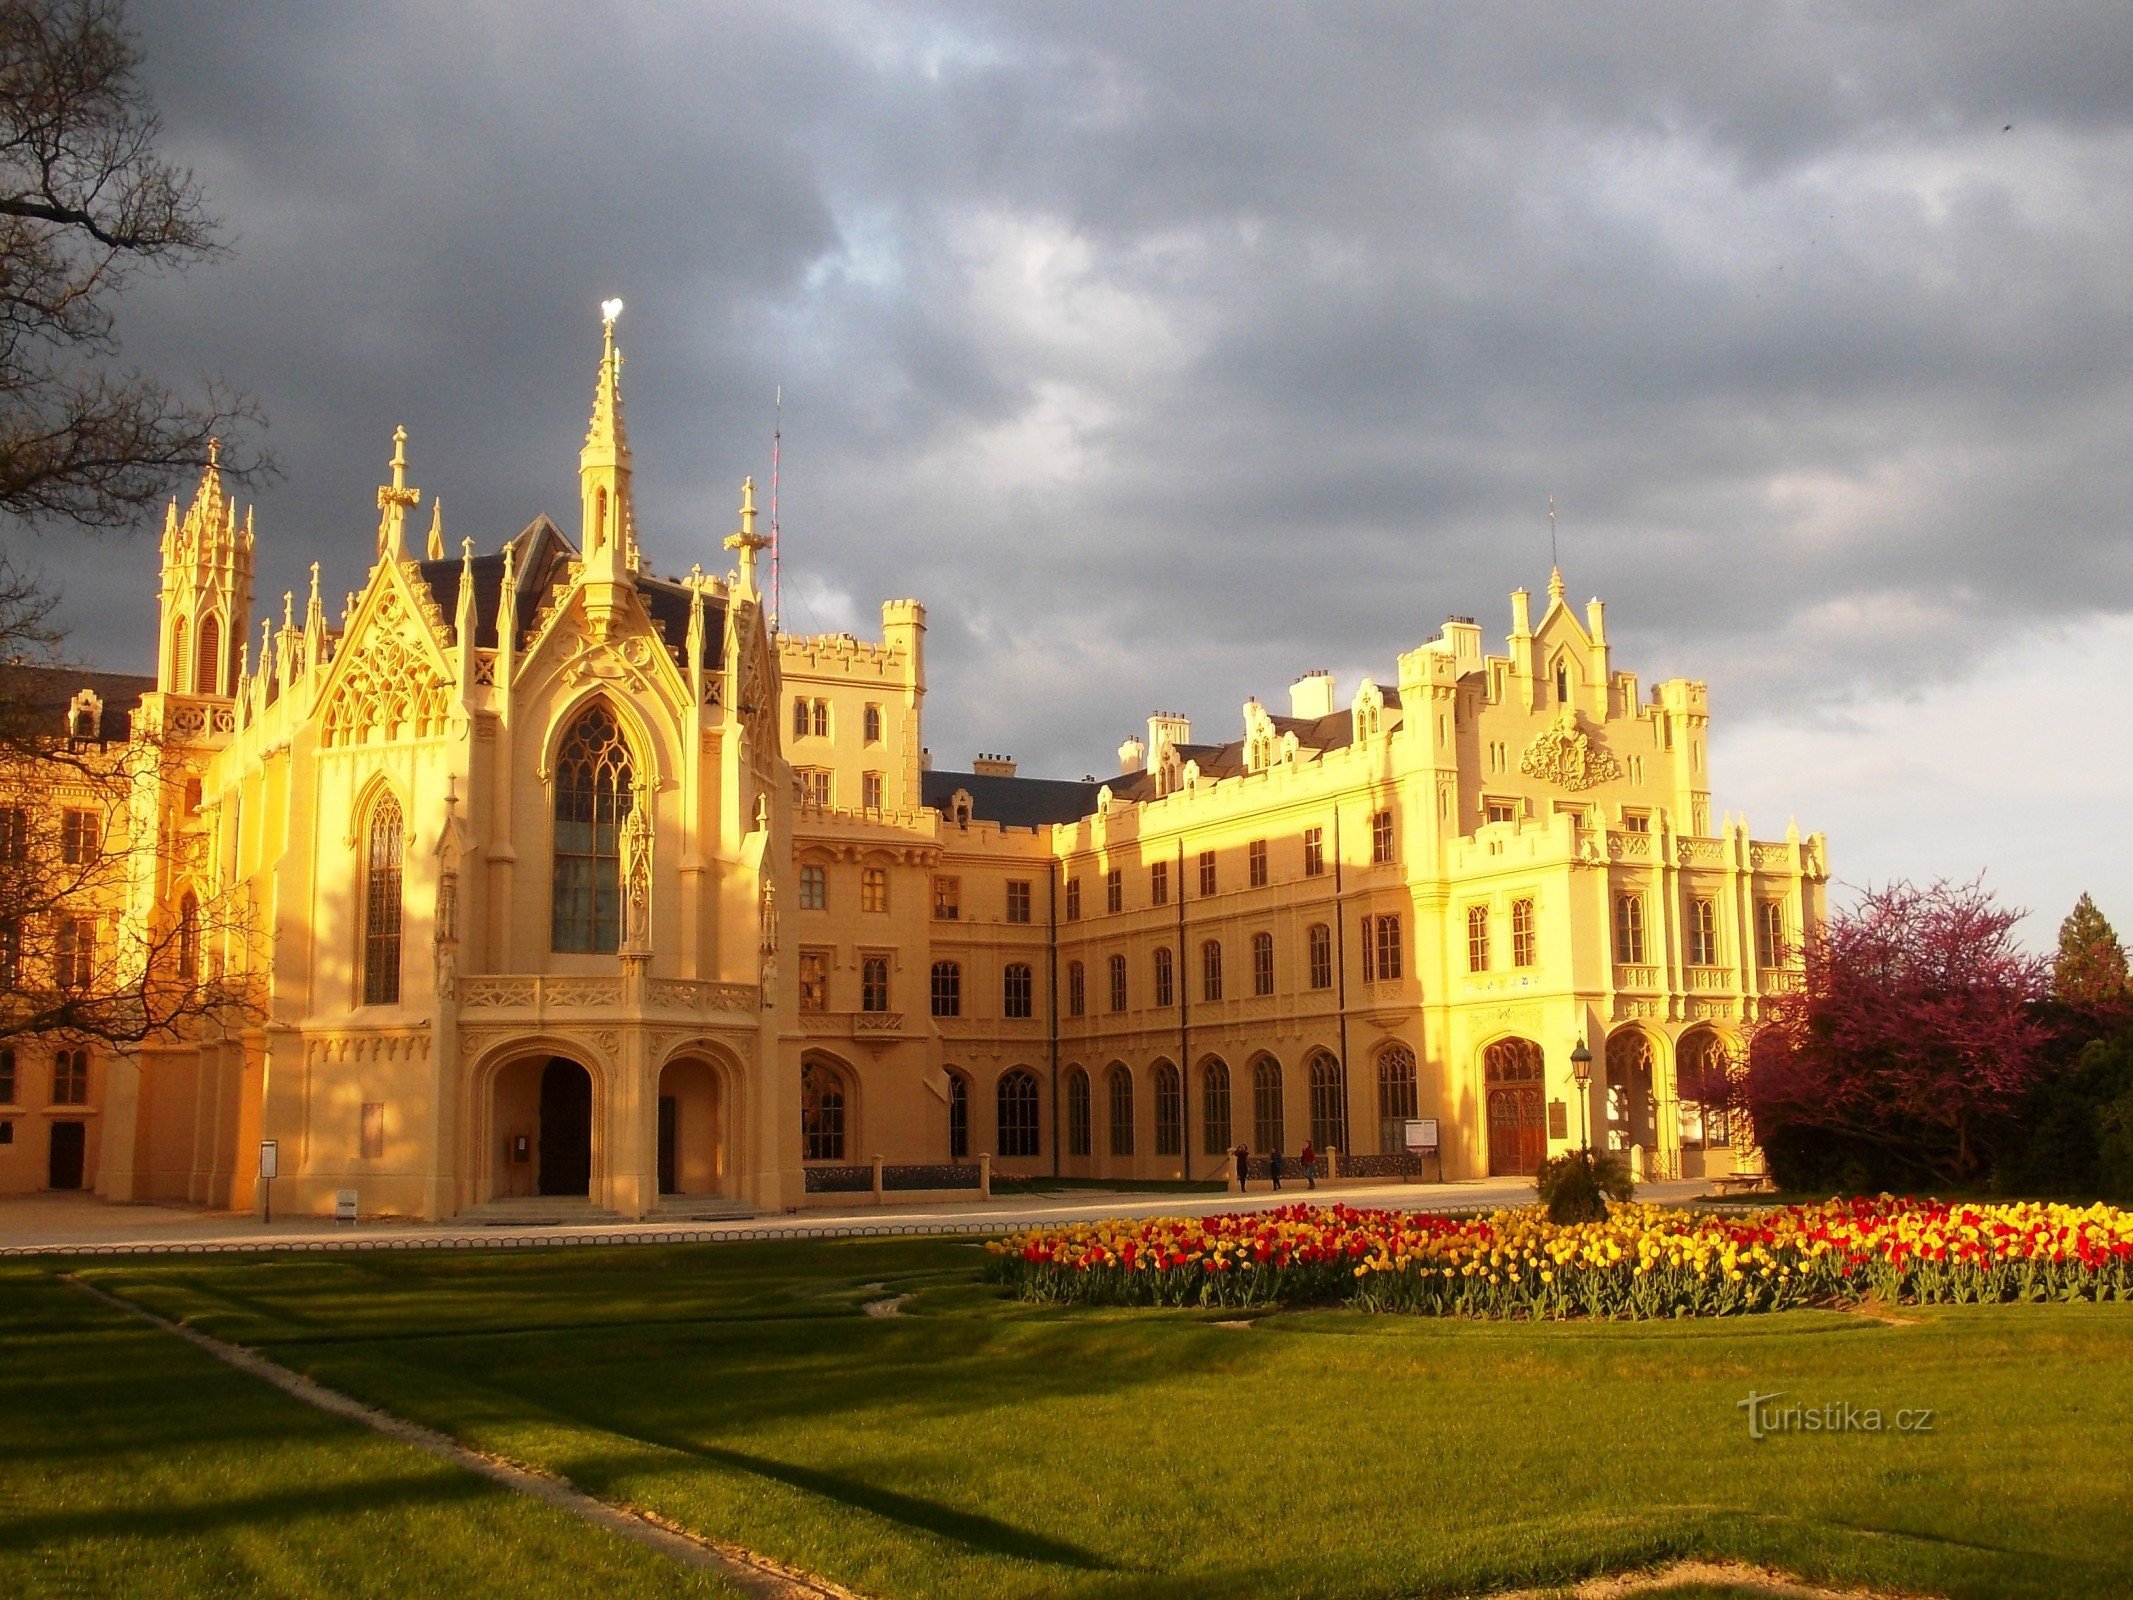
[362,796,403,1005]
[801,1061,846,1161]
[1201,1058,1232,1154]
[997,1069,1041,1158]
[195,614,221,696]
[552,704,634,953]
[1252,1057,1284,1152]
[1377,1044,1418,1154]
[176,891,201,984]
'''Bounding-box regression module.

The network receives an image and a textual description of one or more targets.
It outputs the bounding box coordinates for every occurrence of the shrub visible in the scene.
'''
[1535,1149,1632,1224]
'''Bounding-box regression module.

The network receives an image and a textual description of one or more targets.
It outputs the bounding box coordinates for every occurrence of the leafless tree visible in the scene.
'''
[2,0,262,532]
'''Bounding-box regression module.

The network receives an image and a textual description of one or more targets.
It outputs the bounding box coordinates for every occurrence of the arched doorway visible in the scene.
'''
[1605,1029,1659,1156]
[657,1057,724,1196]
[1482,1038,1546,1177]
[537,1058,592,1195]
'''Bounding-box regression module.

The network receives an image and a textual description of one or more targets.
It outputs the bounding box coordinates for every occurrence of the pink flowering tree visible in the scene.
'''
[1741,879,2054,1190]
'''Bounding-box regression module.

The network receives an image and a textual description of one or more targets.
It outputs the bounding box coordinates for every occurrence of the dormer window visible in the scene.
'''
[1555,660,1570,703]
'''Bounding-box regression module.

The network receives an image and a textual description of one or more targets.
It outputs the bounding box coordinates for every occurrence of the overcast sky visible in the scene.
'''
[19,2,2133,943]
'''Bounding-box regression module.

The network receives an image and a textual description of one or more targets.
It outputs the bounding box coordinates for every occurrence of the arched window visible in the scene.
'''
[1678,1030,1736,1150]
[1555,658,1570,704]
[1252,931,1275,996]
[592,485,608,552]
[792,697,810,741]
[1002,962,1033,1019]
[1511,897,1536,967]
[1153,1061,1182,1156]
[1066,1067,1091,1156]
[1252,1057,1284,1152]
[1307,1052,1346,1152]
[1466,904,1489,972]
[930,960,961,1018]
[1108,1065,1135,1156]
[1377,1044,1418,1153]
[1613,893,1646,964]
[169,616,188,692]
[1201,1058,1232,1154]
[997,1069,1041,1158]
[1307,923,1333,989]
[1066,959,1086,1017]
[1606,1028,1657,1152]
[1686,897,1718,966]
[175,890,201,983]
[948,1070,969,1159]
[1107,953,1127,1012]
[802,1061,846,1161]
[195,614,221,697]
[552,703,634,953]
[1152,946,1174,1009]
[1201,939,1223,1002]
[362,795,403,1005]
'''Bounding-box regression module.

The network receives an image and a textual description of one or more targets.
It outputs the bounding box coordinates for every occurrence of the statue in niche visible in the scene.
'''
[621,796,653,947]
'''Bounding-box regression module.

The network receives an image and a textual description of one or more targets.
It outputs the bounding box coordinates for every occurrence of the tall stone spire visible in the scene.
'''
[376,426,420,560]
[157,440,254,702]
[580,298,635,574]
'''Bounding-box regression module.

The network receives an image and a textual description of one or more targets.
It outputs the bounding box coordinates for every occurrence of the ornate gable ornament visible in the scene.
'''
[1519,710,1622,792]
[321,583,452,748]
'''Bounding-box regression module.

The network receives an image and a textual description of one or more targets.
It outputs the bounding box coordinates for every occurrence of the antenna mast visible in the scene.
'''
[1548,494,1558,570]
[769,385,782,635]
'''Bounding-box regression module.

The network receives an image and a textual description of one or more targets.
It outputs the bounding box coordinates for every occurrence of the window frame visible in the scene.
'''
[1003,962,1034,1019]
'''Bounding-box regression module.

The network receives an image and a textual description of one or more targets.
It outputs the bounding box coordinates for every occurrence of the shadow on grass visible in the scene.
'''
[0,1469,492,1551]
[582,1435,1115,1571]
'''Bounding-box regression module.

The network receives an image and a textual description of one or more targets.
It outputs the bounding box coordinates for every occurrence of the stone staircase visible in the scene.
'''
[455,1197,627,1227]
[653,1194,760,1223]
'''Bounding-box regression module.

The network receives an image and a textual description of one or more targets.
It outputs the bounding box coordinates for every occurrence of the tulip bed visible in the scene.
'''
[986,1197,2133,1318]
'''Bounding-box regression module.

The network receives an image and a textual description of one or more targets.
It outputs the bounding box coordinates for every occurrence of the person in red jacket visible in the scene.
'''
[1300,1140,1318,1191]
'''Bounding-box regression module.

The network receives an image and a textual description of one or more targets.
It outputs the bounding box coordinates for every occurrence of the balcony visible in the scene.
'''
[452,974,758,1016]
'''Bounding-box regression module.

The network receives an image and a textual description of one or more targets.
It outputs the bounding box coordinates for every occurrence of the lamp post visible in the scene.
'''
[1569,1037,1593,1151]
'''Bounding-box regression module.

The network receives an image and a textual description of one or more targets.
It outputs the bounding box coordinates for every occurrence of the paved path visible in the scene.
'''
[0,1179,1715,1257]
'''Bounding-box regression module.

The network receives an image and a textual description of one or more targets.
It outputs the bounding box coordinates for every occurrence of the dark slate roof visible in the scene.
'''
[0,663,157,740]
[411,515,724,668]
[923,769,1105,828]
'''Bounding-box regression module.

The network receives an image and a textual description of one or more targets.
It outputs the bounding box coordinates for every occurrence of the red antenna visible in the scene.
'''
[769,385,782,634]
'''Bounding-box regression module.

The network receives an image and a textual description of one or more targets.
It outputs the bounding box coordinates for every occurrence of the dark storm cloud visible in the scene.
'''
[17,1,2133,798]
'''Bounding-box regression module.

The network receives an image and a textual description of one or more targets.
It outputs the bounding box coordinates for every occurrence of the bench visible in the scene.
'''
[1709,1173,1772,1196]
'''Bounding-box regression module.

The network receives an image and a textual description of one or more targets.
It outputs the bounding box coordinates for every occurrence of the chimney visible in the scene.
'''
[920,745,933,772]
[1288,671,1334,719]
[1118,736,1145,774]
[1146,712,1190,774]
[971,753,1017,778]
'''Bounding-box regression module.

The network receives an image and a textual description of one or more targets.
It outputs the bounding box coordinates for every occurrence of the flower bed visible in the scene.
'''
[985,1198,2133,1319]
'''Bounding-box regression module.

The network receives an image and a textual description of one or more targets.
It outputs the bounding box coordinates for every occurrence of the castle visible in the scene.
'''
[0,311,1827,1216]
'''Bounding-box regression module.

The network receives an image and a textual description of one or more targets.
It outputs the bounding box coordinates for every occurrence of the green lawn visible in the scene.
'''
[10,1235,2133,1599]
[0,1266,745,1600]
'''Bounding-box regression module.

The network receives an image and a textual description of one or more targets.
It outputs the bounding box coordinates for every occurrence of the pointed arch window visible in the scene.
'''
[552,703,634,953]
[170,617,189,693]
[176,891,201,984]
[1201,1058,1232,1154]
[362,796,403,1005]
[195,615,221,696]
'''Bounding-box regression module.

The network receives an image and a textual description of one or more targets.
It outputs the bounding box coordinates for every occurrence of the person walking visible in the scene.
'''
[1270,1146,1285,1191]
[1300,1140,1318,1191]
[1232,1142,1251,1194]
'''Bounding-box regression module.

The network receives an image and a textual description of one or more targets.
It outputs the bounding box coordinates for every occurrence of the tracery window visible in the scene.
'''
[997,1069,1041,1158]
[1511,897,1536,968]
[1201,939,1223,1002]
[1377,1044,1418,1154]
[176,891,201,983]
[1307,1052,1346,1153]
[1108,1065,1135,1156]
[1154,1061,1183,1156]
[1066,1068,1091,1156]
[1201,1058,1232,1154]
[1687,897,1718,966]
[552,704,633,954]
[1613,893,1646,965]
[363,795,404,1005]
[1371,809,1394,863]
[1252,1057,1284,1152]
[1466,905,1490,973]
[1152,946,1174,1009]
[1307,923,1333,990]
[1252,931,1275,996]
[1003,962,1034,1019]
[930,960,961,1018]
[801,1062,846,1160]
[948,1071,969,1159]
[861,955,890,1013]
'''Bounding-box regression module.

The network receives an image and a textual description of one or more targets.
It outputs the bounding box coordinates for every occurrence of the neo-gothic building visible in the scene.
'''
[0,314,1826,1216]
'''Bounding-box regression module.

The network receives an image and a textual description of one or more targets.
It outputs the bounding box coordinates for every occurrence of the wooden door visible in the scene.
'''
[1487,1087,1544,1177]
[48,1121,85,1190]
